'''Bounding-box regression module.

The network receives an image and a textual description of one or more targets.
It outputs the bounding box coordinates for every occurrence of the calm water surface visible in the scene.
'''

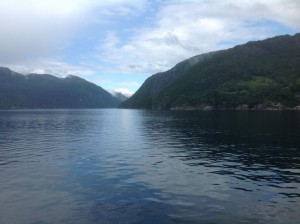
[0,109,300,223]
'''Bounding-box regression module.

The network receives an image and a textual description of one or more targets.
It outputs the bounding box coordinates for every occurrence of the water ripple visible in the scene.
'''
[0,109,300,223]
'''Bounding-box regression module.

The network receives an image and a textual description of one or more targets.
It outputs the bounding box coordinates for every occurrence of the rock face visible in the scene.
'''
[120,33,300,110]
[170,102,295,111]
[0,67,121,109]
[251,102,286,110]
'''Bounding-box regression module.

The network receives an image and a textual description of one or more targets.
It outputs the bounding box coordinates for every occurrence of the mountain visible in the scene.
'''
[0,67,121,109]
[108,90,129,102]
[120,33,300,110]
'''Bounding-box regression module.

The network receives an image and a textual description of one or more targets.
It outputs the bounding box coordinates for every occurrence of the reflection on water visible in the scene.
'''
[0,109,300,223]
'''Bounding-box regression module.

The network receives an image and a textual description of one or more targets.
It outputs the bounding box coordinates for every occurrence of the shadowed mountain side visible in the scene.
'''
[0,67,121,109]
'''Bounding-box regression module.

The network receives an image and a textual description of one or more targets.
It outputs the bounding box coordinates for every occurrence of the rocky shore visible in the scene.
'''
[170,102,300,111]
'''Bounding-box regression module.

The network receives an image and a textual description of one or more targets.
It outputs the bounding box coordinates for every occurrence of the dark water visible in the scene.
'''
[0,109,300,224]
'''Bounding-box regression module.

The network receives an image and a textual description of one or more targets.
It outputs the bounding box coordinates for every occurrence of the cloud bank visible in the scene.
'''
[99,0,300,74]
[0,0,147,75]
[0,0,299,91]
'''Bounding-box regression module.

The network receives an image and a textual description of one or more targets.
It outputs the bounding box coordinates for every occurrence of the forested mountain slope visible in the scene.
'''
[0,67,121,109]
[121,33,300,110]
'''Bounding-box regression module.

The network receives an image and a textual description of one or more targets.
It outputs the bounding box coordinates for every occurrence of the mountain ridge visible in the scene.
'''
[0,67,121,109]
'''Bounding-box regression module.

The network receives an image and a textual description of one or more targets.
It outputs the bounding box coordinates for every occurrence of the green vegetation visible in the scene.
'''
[121,33,300,110]
[0,68,121,109]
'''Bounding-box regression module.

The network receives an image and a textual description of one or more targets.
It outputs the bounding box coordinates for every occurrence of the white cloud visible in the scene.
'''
[0,0,147,71]
[90,0,147,18]
[1,58,94,77]
[0,0,87,63]
[0,0,299,87]
[109,88,134,97]
[97,0,300,74]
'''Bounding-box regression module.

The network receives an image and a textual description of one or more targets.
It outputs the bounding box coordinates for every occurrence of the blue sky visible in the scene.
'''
[0,0,299,96]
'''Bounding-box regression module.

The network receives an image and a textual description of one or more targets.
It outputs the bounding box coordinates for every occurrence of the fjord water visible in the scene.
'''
[0,109,300,224]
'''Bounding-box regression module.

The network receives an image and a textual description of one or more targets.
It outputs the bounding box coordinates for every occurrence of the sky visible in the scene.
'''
[0,0,299,96]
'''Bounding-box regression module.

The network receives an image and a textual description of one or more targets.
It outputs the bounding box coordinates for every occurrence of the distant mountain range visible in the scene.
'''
[121,33,300,110]
[0,67,122,109]
[108,90,129,102]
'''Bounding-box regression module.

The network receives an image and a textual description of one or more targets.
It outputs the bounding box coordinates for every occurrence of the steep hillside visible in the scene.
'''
[0,67,121,109]
[120,52,216,108]
[120,33,300,110]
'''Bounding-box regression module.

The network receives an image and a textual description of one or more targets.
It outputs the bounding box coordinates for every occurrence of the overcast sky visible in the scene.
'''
[0,0,299,95]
